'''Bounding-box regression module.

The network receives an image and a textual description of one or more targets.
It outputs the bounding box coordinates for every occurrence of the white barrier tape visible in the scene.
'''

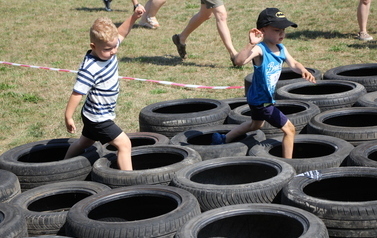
[1,61,244,90]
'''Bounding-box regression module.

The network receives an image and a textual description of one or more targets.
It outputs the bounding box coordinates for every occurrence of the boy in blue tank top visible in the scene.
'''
[212,8,316,158]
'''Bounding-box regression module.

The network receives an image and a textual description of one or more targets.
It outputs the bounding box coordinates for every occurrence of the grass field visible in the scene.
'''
[0,0,376,154]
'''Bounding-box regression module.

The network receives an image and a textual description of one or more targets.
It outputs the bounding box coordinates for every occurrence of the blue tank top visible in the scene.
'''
[246,42,287,106]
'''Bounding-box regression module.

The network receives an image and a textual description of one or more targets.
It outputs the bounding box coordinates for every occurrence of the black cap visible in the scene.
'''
[257,8,298,29]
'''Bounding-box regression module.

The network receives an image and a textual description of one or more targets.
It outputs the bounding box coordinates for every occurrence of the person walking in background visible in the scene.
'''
[357,0,373,41]
[103,0,114,11]
[103,0,164,30]
[64,9,143,170]
[103,0,146,13]
[212,8,316,158]
[172,0,238,66]
[138,0,166,29]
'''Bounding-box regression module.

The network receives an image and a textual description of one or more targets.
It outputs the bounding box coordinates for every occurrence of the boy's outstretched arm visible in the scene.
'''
[285,50,316,83]
[118,9,144,42]
[234,28,263,66]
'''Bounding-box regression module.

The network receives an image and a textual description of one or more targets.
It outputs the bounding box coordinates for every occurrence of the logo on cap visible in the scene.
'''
[276,12,286,18]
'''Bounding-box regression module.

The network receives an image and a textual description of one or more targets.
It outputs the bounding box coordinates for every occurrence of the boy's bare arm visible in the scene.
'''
[118,10,144,42]
[285,50,316,83]
[131,0,146,16]
[65,92,83,134]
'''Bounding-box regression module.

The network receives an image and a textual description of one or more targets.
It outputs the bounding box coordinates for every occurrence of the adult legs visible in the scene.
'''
[64,135,95,159]
[178,4,213,44]
[109,132,133,171]
[357,0,373,40]
[139,0,167,27]
[212,4,237,58]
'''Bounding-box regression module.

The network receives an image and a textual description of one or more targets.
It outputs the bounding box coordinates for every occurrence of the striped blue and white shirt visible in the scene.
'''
[73,50,119,122]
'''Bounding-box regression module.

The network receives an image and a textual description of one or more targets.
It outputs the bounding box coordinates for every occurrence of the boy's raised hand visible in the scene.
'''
[133,5,145,18]
[249,28,263,45]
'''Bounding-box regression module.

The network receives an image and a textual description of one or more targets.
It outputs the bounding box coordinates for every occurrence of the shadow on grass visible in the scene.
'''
[74,7,128,12]
[286,30,354,39]
[348,41,377,49]
[120,55,223,68]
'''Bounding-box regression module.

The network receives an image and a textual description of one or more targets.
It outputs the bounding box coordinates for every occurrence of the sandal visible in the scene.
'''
[172,34,187,59]
[139,16,160,29]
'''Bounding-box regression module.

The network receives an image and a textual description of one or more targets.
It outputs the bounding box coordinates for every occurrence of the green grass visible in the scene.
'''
[1,0,376,154]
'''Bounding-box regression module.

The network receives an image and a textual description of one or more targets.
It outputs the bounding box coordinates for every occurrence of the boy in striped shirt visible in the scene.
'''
[64,11,143,170]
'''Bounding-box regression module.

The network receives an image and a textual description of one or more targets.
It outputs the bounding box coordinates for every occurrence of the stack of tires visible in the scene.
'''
[2,63,377,237]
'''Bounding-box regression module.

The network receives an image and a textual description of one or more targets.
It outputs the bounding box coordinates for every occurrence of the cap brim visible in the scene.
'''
[270,20,298,29]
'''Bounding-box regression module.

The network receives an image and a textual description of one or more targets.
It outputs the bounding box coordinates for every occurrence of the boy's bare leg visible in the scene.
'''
[110,132,133,170]
[178,4,212,44]
[225,120,264,143]
[64,135,95,159]
[280,120,296,159]
[212,5,237,58]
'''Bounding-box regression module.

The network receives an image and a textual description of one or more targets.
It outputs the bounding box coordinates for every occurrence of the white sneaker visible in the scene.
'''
[139,17,160,29]
[358,32,373,41]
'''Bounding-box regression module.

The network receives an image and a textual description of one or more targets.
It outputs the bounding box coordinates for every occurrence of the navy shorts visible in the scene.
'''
[249,104,288,128]
[81,114,123,144]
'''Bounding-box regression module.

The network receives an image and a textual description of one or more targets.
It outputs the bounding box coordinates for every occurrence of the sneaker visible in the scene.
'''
[172,34,187,59]
[211,133,226,145]
[103,0,112,11]
[139,17,160,29]
[358,32,373,41]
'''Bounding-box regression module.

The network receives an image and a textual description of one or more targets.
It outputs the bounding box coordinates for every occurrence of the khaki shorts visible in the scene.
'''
[200,0,223,9]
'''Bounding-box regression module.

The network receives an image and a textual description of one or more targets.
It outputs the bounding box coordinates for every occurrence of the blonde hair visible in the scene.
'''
[90,17,118,43]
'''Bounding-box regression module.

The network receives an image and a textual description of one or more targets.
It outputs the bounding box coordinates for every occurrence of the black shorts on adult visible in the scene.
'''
[249,104,288,128]
[201,0,223,8]
[82,115,123,144]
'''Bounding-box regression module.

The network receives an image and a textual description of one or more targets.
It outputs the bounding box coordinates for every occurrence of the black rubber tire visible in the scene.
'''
[91,145,201,188]
[323,63,377,92]
[102,132,170,155]
[65,185,201,238]
[0,138,102,191]
[175,203,329,238]
[347,140,377,167]
[354,91,377,107]
[281,166,377,237]
[0,203,28,238]
[27,236,73,238]
[169,124,265,160]
[170,156,296,211]
[307,107,377,146]
[275,80,367,112]
[0,169,21,203]
[220,97,247,110]
[10,181,110,236]
[138,98,231,138]
[248,134,354,174]
[244,67,322,96]
[226,100,320,138]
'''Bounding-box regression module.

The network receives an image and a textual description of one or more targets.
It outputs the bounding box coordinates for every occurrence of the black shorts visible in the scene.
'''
[81,114,123,144]
[249,104,288,128]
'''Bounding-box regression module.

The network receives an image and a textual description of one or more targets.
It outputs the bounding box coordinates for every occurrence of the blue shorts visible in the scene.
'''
[81,114,123,144]
[200,0,223,8]
[249,104,288,128]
